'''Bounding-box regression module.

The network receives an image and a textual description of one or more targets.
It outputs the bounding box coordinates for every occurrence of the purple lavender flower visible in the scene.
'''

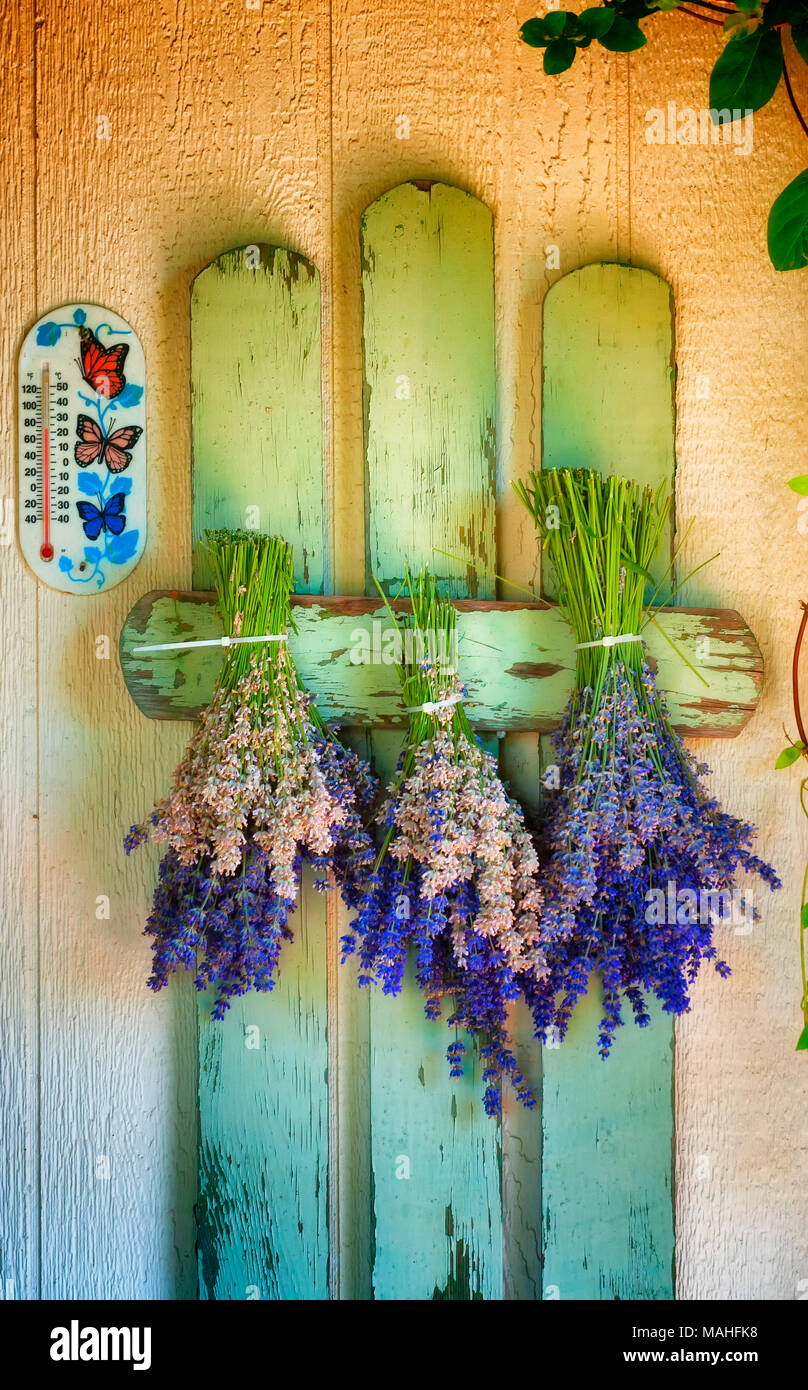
[523,660,780,1056]
[513,466,780,1056]
[342,569,545,1114]
[126,530,377,1016]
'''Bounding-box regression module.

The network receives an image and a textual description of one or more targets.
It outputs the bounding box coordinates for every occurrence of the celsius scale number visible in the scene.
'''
[21,364,67,562]
[17,304,147,593]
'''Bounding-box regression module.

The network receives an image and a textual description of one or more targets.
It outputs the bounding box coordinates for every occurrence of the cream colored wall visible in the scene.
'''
[1,0,804,1297]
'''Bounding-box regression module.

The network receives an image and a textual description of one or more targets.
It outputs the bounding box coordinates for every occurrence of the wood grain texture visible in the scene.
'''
[0,0,39,1303]
[361,183,496,597]
[542,263,676,583]
[192,247,329,1300]
[197,873,328,1300]
[362,183,503,1299]
[29,0,330,1298]
[627,16,808,1300]
[540,265,676,1300]
[191,247,324,591]
[119,591,764,737]
[34,0,199,1299]
[5,0,805,1302]
[327,0,620,1303]
[541,992,675,1300]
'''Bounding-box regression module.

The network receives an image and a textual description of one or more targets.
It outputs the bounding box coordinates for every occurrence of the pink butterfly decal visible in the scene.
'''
[75,414,143,474]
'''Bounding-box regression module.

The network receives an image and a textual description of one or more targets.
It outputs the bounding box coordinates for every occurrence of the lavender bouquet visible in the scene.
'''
[342,569,546,1114]
[513,469,780,1055]
[126,531,376,1017]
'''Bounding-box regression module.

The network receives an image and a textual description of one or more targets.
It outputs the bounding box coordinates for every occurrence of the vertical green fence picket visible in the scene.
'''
[192,246,329,1299]
[361,182,503,1299]
[539,264,676,1300]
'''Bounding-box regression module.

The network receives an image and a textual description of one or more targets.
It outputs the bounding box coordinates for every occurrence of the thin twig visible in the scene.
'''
[680,6,724,22]
[679,0,736,11]
[783,55,808,140]
[793,601,808,748]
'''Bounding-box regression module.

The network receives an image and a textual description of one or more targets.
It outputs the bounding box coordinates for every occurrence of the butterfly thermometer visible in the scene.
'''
[17,304,146,592]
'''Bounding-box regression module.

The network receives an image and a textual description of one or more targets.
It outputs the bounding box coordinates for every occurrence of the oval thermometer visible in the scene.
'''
[17,304,146,593]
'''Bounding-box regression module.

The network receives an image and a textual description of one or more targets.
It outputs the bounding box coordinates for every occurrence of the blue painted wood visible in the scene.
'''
[539,263,676,1299]
[361,182,503,1299]
[192,245,329,1300]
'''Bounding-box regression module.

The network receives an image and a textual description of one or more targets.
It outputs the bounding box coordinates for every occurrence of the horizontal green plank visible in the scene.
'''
[120,592,763,738]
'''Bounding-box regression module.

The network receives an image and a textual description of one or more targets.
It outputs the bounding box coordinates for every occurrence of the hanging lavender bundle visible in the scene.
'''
[342,569,546,1114]
[125,531,376,1017]
[513,469,780,1055]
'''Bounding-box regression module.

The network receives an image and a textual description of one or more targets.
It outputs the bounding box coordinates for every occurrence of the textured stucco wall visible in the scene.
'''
[0,0,805,1297]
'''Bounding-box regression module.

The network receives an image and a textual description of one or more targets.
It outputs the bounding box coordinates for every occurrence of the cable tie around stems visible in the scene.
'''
[405,692,463,715]
[575,633,644,651]
[133,633,288,654]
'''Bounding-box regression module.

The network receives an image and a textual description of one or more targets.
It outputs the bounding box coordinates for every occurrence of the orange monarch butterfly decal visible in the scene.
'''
[76,325,130,399]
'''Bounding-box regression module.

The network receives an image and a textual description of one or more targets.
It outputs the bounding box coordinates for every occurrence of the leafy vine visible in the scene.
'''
[521,0,808,270]
[776,474,808,1050]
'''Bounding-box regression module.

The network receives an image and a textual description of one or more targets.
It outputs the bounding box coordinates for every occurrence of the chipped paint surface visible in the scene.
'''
[361,183,497,599]
[541,984,675,1300]
[197,876,329,1300]
[363,185,503,1299]
[120,592,763,737]
[540,265,677,1300]
[192,248,329,1300]
[368,879,502,1302]
[191,246,324,591]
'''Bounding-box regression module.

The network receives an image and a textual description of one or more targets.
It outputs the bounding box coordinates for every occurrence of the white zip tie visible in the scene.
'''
[406,692,463,715]
[575,633,644,651]
[133,633,288,654]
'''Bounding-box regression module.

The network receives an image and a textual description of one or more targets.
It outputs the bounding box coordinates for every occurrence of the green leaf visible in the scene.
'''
[709,29,782,118]
[544,37,577,74]
[793,25,808,67]
[788,475,808,494]
[796,1024,808,1051]
[775,743,805,768]
[544,10,569,37]
[620,553,654,583]
[723,11,760,37]
[768,169,808,272]
[655,0,682,9]
[520,17,549,47]
[598,15,647,51]
[577,6,616,38]
[800,903,808,929]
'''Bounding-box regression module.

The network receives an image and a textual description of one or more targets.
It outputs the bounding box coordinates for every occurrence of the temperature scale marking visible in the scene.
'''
[40,365,54,562]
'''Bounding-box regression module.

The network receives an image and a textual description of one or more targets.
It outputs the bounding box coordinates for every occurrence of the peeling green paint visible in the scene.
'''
[363,184,503,1301]
[121,595,763,739]
[540,264,677,1301]
[361,182,496,600]
[192,246,329,1301]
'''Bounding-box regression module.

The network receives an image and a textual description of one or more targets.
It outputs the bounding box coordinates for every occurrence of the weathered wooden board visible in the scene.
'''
[541,987,675,1300]
[0,0,39,1303]
[542,262,676,587]
[362,182,502,1299]
[191,246,325,592]
[197,872,328,1300]
[120,591,764,738]
[34,0,202,1300]
[192,247,329,1300]
[362,182,496,599]
[539,264,676,1299]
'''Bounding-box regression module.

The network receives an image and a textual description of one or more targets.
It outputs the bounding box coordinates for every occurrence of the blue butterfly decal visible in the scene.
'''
[76,491,127,540]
